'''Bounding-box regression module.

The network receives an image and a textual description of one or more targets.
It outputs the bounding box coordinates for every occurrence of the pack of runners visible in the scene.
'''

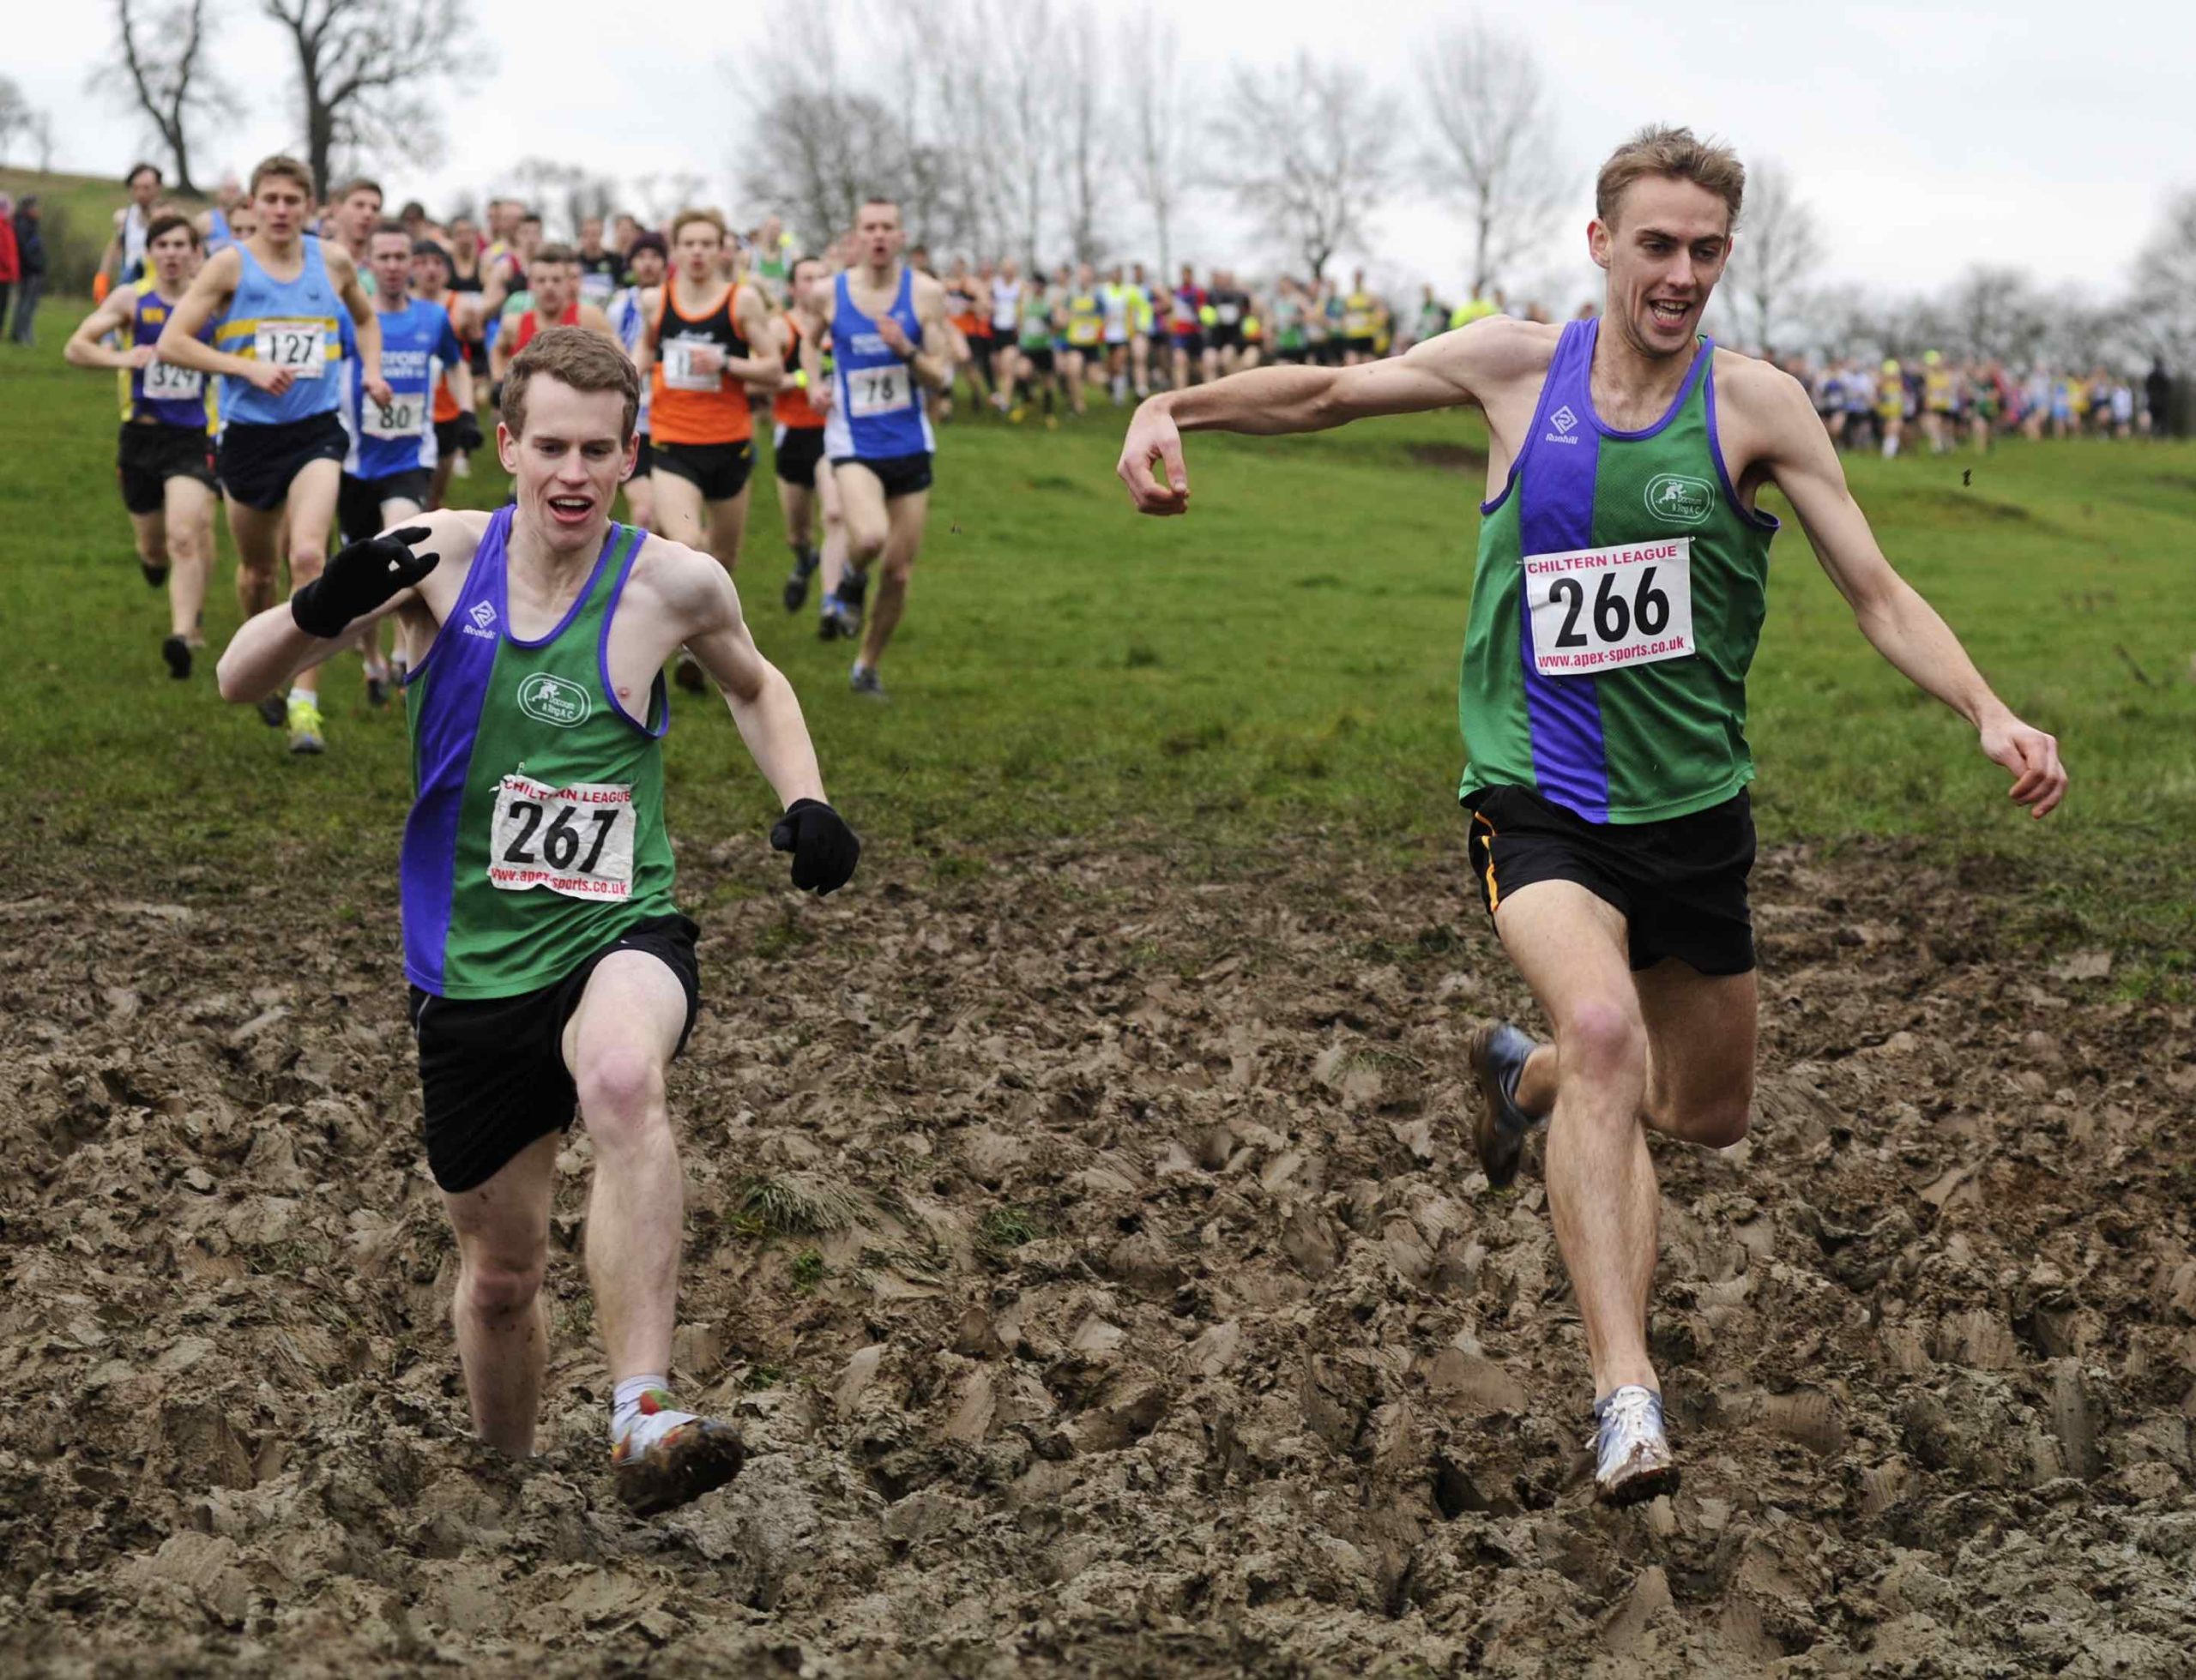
[51,130,2084,1518]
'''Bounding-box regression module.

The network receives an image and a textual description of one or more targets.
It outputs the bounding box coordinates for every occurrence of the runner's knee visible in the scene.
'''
[291,535,328,575]
[460,1255,545,1317]
[1557,1000,1648,1092]
[847,521,887,563]
[576,1045,667,1139]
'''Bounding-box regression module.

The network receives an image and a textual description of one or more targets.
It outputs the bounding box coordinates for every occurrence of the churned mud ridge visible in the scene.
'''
[3,837,2193,1677]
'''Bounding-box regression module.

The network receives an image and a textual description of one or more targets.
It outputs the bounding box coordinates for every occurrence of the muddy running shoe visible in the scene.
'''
[142,559,170,589]
[161,635,192,680]
[1592,1385,1678,1505]
[849,662,888,701]
[674,650,708,694]
[783,552,819,611]
[286,694,325,756]
[612,1391,745,1516]
[1467,1020,1545,1189]
[834,569,867,633]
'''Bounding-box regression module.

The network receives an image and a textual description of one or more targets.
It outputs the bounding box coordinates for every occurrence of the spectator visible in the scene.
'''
[0,196,17,344]
[12,195,44,345]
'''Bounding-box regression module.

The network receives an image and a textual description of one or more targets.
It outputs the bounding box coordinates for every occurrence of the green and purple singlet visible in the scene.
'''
[1459,319,1780,823]
[401,508,679,997]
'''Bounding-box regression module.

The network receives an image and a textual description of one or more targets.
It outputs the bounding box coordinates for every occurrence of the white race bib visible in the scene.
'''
[142,357,203,400]
[487,775,636,901]
[848,363,912,418]
[254,319,327,379]
[361,390,426,439]
[1524,538,1695,677]
[661,339,720,392]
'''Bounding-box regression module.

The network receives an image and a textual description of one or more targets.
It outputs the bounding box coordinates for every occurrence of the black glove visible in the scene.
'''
[290,525,440,638]
[769,798,860,894]
[452,411,485,454]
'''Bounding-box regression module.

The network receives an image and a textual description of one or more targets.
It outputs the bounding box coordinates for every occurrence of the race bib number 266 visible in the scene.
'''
[1524,538,1694,677]
[487,775,636,900]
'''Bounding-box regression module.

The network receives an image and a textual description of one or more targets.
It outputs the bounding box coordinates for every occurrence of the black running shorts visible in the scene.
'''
[830,451,932,500]
[773,424,827,488]
[217,412,347,511]
[650,438,754,502]
[337,469,431,544]
[117,423,216,515]
[1464,784,1757,976]
[1019,344,1055,376]
[634,433,654,479]
[407,913,702,1194]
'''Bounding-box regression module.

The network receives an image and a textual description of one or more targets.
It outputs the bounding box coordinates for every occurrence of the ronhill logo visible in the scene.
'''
[1544,404,1581,445]
[462,599,497,640]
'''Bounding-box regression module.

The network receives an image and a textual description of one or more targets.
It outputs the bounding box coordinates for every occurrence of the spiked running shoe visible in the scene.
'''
[611,1392,745,1516]
[161,635,192,680]
[1593,1385,1678,1505]
[1467,1020,1545,1189]
[849,663,888,701]
[834,569,868,633]
[286,695,325,756]
[256,693,287,729]
[783,552,819,611]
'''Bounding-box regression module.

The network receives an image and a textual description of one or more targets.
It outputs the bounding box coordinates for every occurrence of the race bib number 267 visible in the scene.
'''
[1524,538,1695,677]
[487,775,636,900]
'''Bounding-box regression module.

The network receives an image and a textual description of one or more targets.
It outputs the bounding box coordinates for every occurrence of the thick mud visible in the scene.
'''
[3,837,2193,1677]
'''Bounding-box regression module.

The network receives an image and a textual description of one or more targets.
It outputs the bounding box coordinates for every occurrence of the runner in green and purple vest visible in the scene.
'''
[215,327,861,1515]
[1117,125,2066,1503]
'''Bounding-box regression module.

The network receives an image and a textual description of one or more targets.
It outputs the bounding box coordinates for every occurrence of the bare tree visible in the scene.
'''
[2128,187,2196,364]
[262,0,478,197]
[1724,160,1822,353]
[1123,10,1192,273]
[630,171,710,227]
[92,0,233,196]
[1418,21,1566,298]
[1211,53,1391,281]
[29,110,56,173]
[1053,7,1111,263]
[1941,266,2053,364]
[0,77,36,167]
[993,1,1059,264]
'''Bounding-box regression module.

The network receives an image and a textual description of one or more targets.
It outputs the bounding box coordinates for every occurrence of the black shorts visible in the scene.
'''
[1170,330,1204,357]
[407,913,702,1195]
[338,469,431,544]
[773,423,826,487]
[831,451,933,500]
[1312,340,1344,367]
[1346,336,1378,357]
[1210,327,1243,352]
[651,438,754,502]
[117,423,216,515]
[217,411,347,511]
[1463,784,1757,976]
[634,434,654,479]
[1275,346,1308,365]
[1018,344,1054,376]
[967,334,997,376]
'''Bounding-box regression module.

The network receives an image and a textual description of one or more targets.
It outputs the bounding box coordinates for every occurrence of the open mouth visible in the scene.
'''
[1647,300,1692,328]
[546,495,594,525]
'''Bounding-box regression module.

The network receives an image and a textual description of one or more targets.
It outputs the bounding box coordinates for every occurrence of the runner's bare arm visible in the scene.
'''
[911,276,954,394]
[154,249,267,382]
[668,544,828,807]
[217,512,468,702]
[722,283,783,388]
[799,320,830,415]
[1117,318,1541,515]
[1754,364,2067,818]
[330,247,389,404]
[448,354,476,415]
[633,288,661,382]
[64,288,143,369]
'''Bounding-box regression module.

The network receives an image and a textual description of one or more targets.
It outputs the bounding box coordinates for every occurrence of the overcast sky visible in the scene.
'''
[15,0,2186,310]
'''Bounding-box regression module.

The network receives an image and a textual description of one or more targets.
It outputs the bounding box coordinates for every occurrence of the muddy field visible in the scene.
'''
[3,835,2193,1677]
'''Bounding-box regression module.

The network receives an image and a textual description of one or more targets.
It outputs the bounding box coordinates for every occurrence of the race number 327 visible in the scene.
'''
[1524,538,1694,676]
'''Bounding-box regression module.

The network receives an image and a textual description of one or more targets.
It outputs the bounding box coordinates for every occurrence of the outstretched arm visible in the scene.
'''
[1761,368,2067,817]
[1117,317,1525,515]
[218,521,445,702]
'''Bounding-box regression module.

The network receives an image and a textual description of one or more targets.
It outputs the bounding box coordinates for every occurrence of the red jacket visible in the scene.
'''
[0,218,19,284]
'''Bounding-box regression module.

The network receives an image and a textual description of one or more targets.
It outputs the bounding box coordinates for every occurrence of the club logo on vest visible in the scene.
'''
[462,599,498,639]
[1644,473,1716,527]
[518,671,591,728]
[1544,404,1581,445]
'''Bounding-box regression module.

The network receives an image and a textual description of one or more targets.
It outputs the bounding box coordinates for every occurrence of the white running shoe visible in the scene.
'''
[1592,1385,1678,1504]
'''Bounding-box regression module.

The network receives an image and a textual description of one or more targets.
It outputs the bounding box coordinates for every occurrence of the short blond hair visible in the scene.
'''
[504,326,640,445]
[1595,125,1745,231]
[249,154,316,202]
[668,207,727,244]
